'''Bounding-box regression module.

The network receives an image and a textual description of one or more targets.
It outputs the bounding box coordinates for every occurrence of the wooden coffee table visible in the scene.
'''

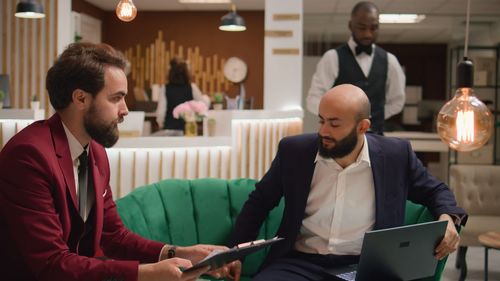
[478,231,500,281]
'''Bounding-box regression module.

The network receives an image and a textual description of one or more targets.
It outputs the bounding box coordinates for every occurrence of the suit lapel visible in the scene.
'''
[294,135,318,226]
[367,134,386,230]
[89,143,104,233]
[49,115,79,211]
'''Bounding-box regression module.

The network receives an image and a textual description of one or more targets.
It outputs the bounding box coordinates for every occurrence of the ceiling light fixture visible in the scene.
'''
[436,0,493,152]
[379,14,425,24]
[116,0,137,22]
[15,0,45,19]
[219,4,246,32]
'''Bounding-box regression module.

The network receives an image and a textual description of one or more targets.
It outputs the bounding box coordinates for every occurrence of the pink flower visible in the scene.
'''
[173,100,208,120]
[189,100,208,115]
[173,102,190,119]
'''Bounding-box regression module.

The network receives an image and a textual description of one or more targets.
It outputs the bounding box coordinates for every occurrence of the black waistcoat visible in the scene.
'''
[67,176,96,257]
[164,83,193,130]
[334,44,388,134]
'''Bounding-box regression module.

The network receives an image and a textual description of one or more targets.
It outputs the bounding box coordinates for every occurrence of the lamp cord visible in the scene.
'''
[464,0,471,58]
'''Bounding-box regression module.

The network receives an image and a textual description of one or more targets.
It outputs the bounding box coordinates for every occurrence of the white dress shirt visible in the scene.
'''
[155,83,206,128]
[62,122,94,220]
[306,37,406,118]
[294,135,375,255]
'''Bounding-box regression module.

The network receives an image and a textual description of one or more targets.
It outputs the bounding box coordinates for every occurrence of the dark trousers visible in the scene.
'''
[253,251,359,281]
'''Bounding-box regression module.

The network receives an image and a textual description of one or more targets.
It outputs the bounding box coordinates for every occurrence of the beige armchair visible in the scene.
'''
[449,164,500,281]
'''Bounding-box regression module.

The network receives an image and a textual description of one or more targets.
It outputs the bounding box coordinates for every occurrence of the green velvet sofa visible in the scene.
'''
[115,178,449,281]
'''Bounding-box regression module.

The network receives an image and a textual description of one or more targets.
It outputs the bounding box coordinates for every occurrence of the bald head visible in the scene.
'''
[321,84,371,122]
[351,1,379,17]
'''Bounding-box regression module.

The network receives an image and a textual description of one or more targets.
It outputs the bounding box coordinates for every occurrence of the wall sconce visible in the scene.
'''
[219,4,246,32]
[116,0,137,22]
[15,0,45,19]
[436,0,493,151]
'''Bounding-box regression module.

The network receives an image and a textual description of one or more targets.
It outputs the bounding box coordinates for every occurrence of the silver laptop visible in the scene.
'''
[325,220,447,281]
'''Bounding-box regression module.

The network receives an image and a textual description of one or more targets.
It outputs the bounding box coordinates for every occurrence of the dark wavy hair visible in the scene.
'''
[46,42,127,110]
[168,57,191,85]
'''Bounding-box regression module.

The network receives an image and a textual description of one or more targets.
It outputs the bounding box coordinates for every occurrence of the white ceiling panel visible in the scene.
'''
[84,0,500,43]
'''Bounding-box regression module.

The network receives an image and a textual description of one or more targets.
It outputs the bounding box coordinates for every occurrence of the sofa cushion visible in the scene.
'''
[116,178,449,281]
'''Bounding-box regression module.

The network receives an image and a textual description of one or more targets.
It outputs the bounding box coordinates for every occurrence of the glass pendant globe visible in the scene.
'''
[116,0,137,22]
[436,87,493,152]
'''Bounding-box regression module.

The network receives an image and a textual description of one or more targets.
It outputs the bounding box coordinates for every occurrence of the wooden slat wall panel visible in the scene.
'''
[124,30,231,100]
[0,0,57,115]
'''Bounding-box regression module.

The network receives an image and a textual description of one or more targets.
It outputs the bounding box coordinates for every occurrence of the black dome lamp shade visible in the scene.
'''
[219,4,246,32]
[15,0,45,19]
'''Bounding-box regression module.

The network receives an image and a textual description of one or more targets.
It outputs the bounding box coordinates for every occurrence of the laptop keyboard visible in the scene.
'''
[336,270,357,281]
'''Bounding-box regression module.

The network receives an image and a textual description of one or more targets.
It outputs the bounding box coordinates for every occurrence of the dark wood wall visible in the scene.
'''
[72,0,264,109]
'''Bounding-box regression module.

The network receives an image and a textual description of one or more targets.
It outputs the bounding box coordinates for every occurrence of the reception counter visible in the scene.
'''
[0,109,45,148]
[106,109,303,198]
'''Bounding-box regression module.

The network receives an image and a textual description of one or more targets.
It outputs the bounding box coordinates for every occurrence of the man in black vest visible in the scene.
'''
[306,1,406,135]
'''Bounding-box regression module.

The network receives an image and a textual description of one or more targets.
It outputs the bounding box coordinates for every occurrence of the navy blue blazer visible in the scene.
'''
[227,133,466,267]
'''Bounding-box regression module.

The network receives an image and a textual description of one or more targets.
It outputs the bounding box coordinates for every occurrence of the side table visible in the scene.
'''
[478,231,500,281]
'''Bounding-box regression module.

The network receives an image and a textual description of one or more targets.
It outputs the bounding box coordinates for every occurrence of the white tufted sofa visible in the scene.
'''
[449,164,500,281]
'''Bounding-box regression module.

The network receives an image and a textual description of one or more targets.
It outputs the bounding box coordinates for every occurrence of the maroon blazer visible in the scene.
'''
[0,114,164,281]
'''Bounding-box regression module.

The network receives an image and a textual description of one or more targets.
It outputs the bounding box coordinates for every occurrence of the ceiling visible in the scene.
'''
[85,0,500,43]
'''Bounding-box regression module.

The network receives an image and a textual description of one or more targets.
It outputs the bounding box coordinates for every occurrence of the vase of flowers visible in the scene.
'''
[173,100,208,137]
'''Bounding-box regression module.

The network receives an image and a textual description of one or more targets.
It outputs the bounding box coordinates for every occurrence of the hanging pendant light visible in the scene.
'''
[15,0,45,19]
[116,0,137,22]
[436,0,493,151]
[219,4,246,32]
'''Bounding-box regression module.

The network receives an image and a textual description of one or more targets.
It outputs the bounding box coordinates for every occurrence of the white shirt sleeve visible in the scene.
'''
[385,53,406,119]
[306,50,339,115]
[191,83,203,100]
[191,83,211,107]
[155,85,167,129]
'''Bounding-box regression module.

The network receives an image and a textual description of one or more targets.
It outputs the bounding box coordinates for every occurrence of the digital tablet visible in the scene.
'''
[184,236,284,273]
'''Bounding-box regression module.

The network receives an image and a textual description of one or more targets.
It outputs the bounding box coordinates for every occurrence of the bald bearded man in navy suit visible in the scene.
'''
[228,84,466,281]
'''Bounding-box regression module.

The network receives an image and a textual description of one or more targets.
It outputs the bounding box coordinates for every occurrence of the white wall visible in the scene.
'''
[302,56,321,133]
[263,0,303,111]
[57,0,73,55]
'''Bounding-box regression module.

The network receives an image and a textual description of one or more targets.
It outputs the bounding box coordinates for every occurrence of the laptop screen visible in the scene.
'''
[325,220,447,281]
[356,220,447,280]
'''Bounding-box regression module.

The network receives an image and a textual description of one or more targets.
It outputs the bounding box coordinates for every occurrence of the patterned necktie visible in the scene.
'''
[78,151,88,221]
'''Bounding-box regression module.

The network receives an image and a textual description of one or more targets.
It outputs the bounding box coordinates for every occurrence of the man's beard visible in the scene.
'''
[318,125,359,159]
[84,103,120,148]
[352,33,374,47]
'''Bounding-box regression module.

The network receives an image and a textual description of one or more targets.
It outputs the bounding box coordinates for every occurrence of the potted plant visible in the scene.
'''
[0,90,5,108]
[213,92,224,110]
[31,95,40,110]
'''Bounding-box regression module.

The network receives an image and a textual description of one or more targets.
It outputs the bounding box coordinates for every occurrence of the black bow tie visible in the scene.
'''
[355,44,373,56]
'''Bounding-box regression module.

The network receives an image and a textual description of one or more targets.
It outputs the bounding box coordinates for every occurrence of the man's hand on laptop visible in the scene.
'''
[434,214,460,260]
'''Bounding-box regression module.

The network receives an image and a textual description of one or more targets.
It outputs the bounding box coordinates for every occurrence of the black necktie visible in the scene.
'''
[355,44,373,56]
[78,151,88,221]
